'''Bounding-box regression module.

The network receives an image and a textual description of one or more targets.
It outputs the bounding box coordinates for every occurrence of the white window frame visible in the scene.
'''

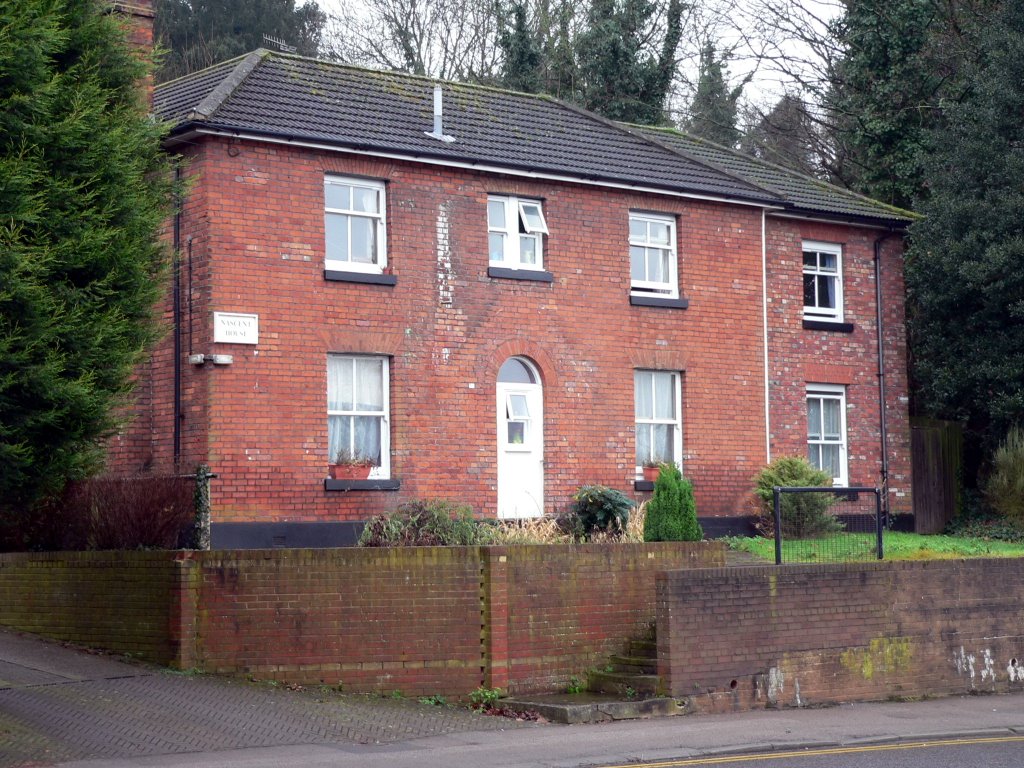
[327,354,390,478]
[802,240,843,322]
[629,212,679,299]
[488,195,548,270]
[502,392,534,451]
[806,383,848,487]
[324,176,387,273]
[634,369,683,476]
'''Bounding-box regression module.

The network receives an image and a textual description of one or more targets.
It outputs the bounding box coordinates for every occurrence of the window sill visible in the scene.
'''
[803,319,854,333]
[487,267,554,283]
[634,480,655,492]
[324,478,401,491]
[324,269,397,286]
[630,295,689,309]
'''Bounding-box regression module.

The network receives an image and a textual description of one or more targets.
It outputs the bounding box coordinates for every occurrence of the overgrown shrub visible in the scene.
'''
[1,475,196,552]
[358,499,486,547]
[487,515,576,545]
[643,463,701,541]
[984,426,1024,523]
[567,485,634,540]
[753,456,842,539]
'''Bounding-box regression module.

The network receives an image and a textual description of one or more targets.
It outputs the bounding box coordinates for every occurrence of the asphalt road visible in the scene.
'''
[595,737,1024,768]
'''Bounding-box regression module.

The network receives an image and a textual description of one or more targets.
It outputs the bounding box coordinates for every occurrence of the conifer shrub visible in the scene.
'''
[643,463,702,542]
[753,456,842,539]
[984,426,1024,524]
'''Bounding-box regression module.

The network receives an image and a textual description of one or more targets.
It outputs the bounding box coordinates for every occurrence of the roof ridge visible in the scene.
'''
[644,125,918,220]
[189,49,269,122]
[621,122,787,204]
[539,99,780,204]
[231,48,584,107]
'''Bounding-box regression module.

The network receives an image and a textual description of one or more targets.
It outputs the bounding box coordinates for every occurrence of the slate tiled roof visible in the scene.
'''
[154,50,911,226]
[154,50,779,205]
[633,125,915,226]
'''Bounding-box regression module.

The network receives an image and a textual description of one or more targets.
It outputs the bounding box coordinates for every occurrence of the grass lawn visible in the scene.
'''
[724,531,1024,563]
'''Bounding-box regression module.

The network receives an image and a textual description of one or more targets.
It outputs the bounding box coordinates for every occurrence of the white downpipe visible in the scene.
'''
[761,209,771,463]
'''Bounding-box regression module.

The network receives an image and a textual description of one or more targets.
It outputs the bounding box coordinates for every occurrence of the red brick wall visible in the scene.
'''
[0,551,189,665]
[0,544,723,696]
[107,134,912,527]
[487,542,726,693]
[188,547,484,694]
[765,222,911,515]
[186,543,722,695]
[657,559,1024,711]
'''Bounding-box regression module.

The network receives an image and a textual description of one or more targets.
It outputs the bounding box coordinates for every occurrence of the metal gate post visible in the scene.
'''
[773,486,783,565]
[875,487,884,560]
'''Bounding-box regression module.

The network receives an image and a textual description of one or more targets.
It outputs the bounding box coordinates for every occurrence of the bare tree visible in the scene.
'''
[322,0,502,81]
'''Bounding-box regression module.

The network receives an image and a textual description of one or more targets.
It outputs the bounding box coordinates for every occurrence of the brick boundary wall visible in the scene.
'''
[487,543,723,693]
[657,559,1024,713]
[0,542,723,696]
[0,551,189,664]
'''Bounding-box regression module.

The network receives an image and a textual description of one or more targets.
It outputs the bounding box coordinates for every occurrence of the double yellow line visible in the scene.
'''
[600,736,1024,767]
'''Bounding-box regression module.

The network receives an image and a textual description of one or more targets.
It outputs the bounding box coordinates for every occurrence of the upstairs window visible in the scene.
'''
[630,212,678,298]
[806,383,847,487]
[488,196,548,270]
[803,241,843,322]
[328,355,390,477]
[325,176,386,273]
[634,369,682,475]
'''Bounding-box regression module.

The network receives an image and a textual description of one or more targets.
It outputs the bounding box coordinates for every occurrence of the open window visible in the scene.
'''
[803,241,843,322]
[629,212,678,299]
[488,195,548,270]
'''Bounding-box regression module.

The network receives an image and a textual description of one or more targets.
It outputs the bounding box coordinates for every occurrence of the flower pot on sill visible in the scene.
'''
[329,463,373,480]
[643,465,661,483]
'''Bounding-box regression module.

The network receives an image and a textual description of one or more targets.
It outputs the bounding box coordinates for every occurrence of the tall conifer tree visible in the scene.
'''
[155,0,326,81]
[0,0,173,520]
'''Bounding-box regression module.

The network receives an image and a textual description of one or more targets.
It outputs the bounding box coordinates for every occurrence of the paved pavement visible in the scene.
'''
[0,628,527,767]
[2,627,1024,768]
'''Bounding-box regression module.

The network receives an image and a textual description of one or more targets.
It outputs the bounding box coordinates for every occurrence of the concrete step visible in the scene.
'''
[607,654,657,675]
[587,670,663,697]
[500,692,687,724]
[628,638,657,658]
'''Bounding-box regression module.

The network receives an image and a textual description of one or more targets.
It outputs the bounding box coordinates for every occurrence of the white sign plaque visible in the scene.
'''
[213,312,259,345]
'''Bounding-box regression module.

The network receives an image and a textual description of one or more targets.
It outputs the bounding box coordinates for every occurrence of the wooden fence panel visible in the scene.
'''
[911,418,963,534]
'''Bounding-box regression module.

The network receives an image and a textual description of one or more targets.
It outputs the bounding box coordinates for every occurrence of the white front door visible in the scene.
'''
[496,358,544,518]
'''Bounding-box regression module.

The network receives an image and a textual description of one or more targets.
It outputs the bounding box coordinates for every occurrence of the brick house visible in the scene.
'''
[106,49,913,547]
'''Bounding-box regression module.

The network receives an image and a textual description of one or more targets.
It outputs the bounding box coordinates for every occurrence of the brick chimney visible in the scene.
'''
[112,1,155,50]
[110,1,156,103]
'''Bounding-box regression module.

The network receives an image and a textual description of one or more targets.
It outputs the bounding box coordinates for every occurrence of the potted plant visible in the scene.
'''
[642,460,662,482]
[329,448,375,480]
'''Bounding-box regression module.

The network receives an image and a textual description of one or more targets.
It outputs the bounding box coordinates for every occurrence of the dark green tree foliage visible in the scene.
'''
[687,42,746,147]
[0,0,172,517]
[569,484,634,539]
[740,94,820,178]
[155,0,326,81]
[576,0,683,124]
[906,1,1024,468]
[825,0,956,208]
[538,1,578,99]
[498,1,543,93]
[643,463,701,541]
